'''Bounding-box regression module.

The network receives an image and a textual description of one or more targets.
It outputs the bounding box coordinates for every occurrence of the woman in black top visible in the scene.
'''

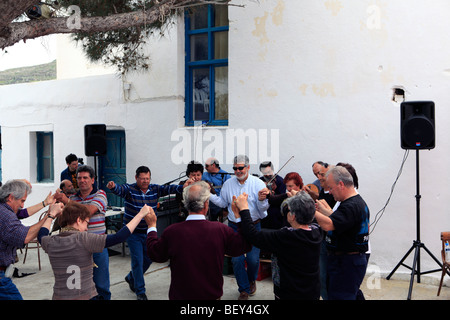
[232,191,323,300]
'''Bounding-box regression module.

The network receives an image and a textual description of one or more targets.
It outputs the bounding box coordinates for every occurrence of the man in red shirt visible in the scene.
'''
[146,181,251,300]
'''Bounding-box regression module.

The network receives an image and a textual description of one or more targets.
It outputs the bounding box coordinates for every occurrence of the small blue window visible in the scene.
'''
[37,132,54,182]
[185,4,229,126]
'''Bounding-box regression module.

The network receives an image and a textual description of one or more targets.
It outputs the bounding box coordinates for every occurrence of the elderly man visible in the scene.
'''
[315,166,370,300]
[0,180,61,300]
[202,157,230,221]
[59,179,76,197]
[209,155,269,300]
[145,181,251,300]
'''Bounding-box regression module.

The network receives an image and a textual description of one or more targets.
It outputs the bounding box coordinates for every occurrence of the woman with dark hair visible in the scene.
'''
[38,201,151,300]
[258,172,305,227]
[283,172,304,194]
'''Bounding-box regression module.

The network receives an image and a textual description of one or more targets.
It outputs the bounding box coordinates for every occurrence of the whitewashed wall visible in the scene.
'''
[1,0,450,286]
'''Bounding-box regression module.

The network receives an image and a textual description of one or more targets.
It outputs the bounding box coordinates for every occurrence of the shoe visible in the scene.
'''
[137,294,148,300]
[238,291,249,300]
[249,281,256,296]
[125,276,135,292]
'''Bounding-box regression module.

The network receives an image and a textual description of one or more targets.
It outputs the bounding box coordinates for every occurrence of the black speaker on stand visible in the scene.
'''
[84,124,107,188]
[386,101,445,299]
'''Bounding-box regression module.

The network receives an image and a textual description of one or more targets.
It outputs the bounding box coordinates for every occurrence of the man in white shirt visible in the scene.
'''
[209,155,269,300]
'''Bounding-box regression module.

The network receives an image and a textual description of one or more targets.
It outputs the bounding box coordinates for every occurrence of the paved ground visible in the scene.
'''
[12,243,450,301]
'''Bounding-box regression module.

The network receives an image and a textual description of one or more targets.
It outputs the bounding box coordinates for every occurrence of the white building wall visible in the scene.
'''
[0,0,450,284]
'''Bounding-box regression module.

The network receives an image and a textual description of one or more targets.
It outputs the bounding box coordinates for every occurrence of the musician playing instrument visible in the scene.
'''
[201,157,231,221]
[259,161,286,229]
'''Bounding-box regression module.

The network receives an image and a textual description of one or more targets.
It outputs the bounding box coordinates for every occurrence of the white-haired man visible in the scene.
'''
[209,154,269,300]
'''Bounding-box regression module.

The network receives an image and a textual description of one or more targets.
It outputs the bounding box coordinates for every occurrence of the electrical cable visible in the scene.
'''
[369,149,410,234]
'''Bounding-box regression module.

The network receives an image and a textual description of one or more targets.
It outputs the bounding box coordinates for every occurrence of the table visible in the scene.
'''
[105,207,125,256]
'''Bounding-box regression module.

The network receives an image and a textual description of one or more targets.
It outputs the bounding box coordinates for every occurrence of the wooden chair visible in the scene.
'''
[437,231,450,296]
[23,211,47,271]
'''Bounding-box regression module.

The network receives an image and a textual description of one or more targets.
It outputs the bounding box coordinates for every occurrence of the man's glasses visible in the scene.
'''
[233,166,247,171]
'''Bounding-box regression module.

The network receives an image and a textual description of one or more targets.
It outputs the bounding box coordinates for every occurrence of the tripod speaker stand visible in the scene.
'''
[386,149,443,299]
[386,101,446,299]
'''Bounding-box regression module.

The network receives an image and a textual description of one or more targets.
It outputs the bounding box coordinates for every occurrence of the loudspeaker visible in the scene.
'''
[84,124,107,156]
[401,101,435,150]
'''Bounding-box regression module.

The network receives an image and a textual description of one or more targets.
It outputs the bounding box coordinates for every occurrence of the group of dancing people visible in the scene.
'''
[0,154,370,300]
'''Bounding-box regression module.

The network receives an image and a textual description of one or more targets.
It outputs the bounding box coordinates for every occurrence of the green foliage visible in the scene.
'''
[0,60,56,85]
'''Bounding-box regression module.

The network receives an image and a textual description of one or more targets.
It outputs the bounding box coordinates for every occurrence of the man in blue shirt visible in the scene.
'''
[202,157,230,221]
[106,166,191,300]
[0,180,61,300]
[60,153,79,189]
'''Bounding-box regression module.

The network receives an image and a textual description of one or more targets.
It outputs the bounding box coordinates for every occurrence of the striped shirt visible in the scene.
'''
[111,183,183,233]
[70,189,108,235]
[0,203,29,266]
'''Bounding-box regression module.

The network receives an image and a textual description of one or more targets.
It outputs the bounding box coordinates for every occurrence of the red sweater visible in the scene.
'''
[146,219,251,300]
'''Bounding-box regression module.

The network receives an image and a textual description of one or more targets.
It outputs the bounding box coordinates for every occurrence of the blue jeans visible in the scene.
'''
[319,240,328,300]
[327,252,367,300]
[0,271,23,300]
[93,248,111,300]
[126,233,152,296]
[229,221,261,294]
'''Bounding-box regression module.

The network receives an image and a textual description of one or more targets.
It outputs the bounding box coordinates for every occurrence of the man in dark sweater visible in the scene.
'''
[145,181,252,300]
[233,191,323,300]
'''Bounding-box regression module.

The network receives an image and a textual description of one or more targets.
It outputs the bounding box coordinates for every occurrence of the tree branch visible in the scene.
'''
[0,0,211,50]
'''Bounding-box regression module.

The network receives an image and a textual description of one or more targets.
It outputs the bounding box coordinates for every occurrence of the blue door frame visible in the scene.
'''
[99,130,126,207]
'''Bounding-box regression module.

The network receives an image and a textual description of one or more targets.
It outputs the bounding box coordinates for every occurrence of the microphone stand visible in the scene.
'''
[163,174,187,186]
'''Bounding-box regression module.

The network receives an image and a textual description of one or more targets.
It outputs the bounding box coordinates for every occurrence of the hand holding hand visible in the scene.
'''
[144,206,157,228]
[234,193,249,211]
[231,196,241,219]
[315,199,333,216]
[258,188,270,201]
[49,201,64,217]
[139,204,151,217]
[54,190,69,204]
[183,178,195,188]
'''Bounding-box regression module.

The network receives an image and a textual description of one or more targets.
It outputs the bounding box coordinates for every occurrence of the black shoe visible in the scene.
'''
[125,276,135,292]
[137,294,147,300]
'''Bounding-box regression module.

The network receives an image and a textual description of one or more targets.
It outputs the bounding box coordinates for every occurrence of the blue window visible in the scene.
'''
[36,132,54,182]
[185,4,228,126]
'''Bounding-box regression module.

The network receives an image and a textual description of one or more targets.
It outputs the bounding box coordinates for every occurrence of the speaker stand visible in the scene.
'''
[93,155,99,188]
[386,150,445,299]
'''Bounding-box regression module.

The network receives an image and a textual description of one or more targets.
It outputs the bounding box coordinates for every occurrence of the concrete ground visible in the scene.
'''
[11,243,450,301]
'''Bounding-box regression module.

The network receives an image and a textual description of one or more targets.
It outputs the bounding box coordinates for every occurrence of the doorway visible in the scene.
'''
[99,130,126,207]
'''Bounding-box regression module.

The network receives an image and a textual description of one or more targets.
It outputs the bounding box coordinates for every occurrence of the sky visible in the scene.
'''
[0,35,57,71]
